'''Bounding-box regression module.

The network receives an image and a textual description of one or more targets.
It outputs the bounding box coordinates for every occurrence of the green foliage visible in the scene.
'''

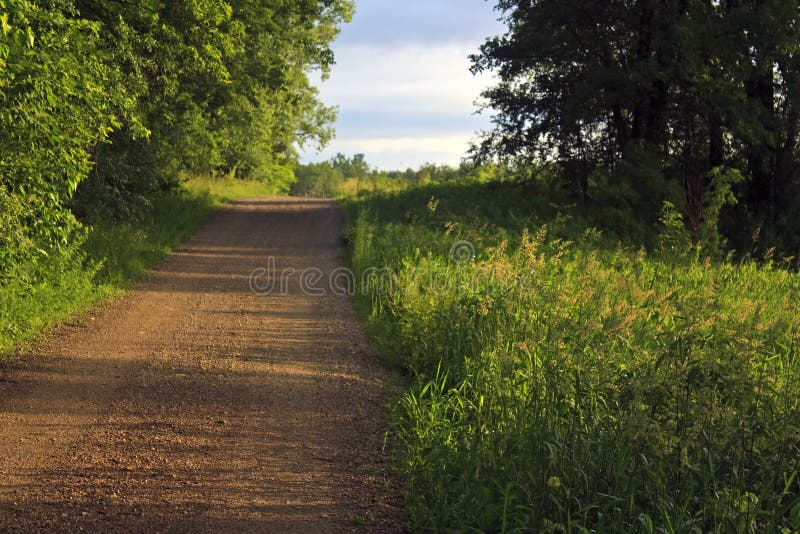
[68,0,351,215]
[329,152,370,179]
[291,161,344,198]
[182,175,282,201]
[657,201,692,257]
[474,0,800,257]
[346,179,800,532]
[696,167,745,258]
[293,155,514,199]
[0,0,135,275]
[587,145,682,246]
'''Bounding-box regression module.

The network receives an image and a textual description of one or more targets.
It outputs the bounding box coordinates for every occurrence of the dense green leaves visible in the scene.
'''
[0,0,350,275]
[0,0,134,277]
[473,0,800,255]
[69,0,351,218]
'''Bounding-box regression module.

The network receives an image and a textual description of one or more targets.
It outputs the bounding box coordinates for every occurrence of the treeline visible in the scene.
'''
[291,153,507,197]
[473,0,800,256]
[1,0,351,279]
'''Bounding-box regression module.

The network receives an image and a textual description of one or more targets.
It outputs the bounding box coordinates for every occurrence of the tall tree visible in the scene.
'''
[0,0,352,276]
[0,0,137,274]
[473,0,800,250]
[68,0,352,218]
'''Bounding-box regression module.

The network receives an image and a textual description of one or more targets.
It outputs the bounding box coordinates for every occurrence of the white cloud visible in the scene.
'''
[330,134,472,154]
[303,1,504,169]
[317,44,493,114]
[305,43,495,168]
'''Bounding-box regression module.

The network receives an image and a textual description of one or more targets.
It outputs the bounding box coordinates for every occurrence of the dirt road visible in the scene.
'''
[0,198,403,532]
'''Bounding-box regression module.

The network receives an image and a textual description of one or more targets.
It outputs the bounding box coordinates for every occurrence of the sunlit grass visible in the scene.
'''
[335,176,407,197]
[345,179,800,532]
[183,175,278,201]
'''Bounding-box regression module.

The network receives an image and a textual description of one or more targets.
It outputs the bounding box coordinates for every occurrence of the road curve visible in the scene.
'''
[0,198,403,532]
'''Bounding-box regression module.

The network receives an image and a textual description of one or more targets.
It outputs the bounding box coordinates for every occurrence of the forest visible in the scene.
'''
[0,0,349,271]
[471,0,800,259]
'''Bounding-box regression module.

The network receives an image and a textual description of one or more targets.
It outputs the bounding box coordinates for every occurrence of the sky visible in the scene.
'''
[299,0,506,171]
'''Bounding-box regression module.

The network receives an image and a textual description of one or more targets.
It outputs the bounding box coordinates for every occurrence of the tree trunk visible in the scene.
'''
[709,114,724,170]
[646,79,668,146]
[612,105,629,156]
[746,67,776,210]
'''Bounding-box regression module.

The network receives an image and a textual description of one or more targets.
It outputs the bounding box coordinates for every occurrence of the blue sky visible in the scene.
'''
[300,1,506,171]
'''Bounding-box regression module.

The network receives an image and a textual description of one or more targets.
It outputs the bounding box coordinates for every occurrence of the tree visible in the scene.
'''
[0,0,352,277]
[69,0,353,218]
[330,153,369,178]
[0,0,137,274]
[473,0,800,251]
[291,161,344,197]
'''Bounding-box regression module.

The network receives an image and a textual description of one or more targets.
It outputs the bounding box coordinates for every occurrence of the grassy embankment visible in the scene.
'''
[0,177,273,355]
[343,178,800,532]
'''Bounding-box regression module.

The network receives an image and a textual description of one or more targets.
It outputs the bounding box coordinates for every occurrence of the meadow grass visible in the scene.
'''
[0,178,274,355]
[182,175,283,202]
[344,179,800,532]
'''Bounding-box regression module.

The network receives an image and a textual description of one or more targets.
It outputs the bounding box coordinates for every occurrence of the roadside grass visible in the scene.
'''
[0,178,274,356]
[336,175,407,197]
[344,179,800,532]
[183,175,282,202]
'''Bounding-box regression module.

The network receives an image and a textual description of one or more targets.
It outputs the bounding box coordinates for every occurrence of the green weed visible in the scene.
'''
[346,180,800,532]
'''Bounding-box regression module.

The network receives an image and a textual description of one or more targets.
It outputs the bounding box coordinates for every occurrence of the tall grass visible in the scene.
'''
[0,178,274,355]
[183,175,283,201]
[345,180,800,532]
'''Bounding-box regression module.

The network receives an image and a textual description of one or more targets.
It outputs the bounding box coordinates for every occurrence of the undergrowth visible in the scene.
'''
[0,177,274,355]
[344,179,800,532]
